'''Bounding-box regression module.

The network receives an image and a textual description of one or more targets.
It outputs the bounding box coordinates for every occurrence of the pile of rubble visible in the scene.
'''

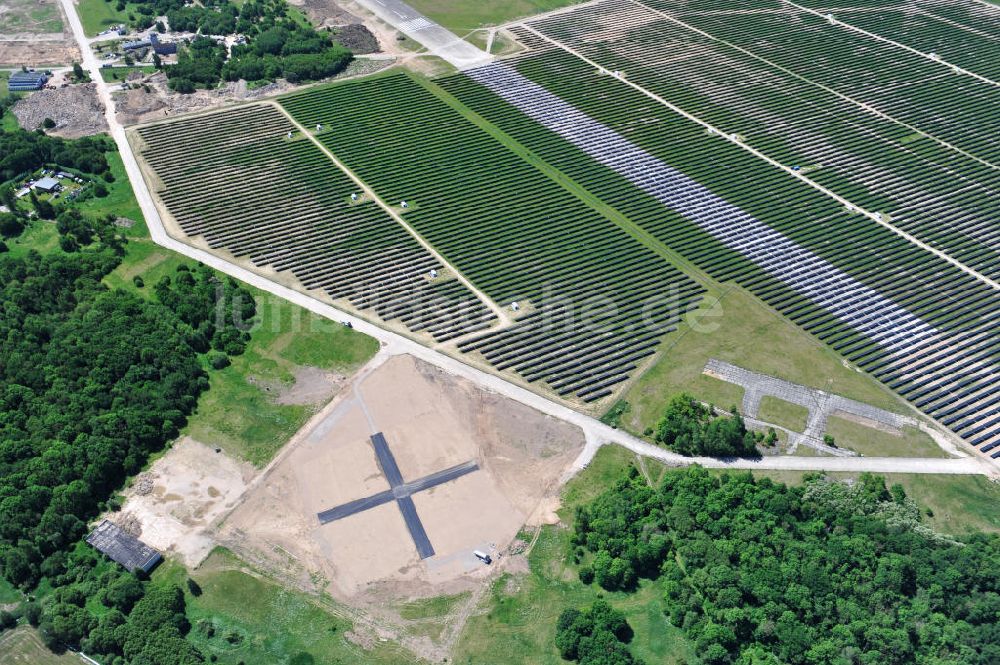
[12,82,108,137]
[333,23,380,54]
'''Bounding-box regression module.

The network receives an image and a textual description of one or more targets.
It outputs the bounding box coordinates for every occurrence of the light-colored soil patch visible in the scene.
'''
[0,0,77,67]
[110,437,256,567]
[272,365,345,405]
[12,83,107,137]
[0,39,78,67]
[219,353,584,606]
[290,0,364,29]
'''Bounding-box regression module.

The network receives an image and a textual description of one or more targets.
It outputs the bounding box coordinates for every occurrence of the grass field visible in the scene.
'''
[758,395,809,432]
[154,550,413,665]
[618,287,908,436]
[77,151,147,233]
[453,445,694,665]
[2,111,19,131]
[407,0,583,32]
[0,628,82,665]
[824,416,948,459]
[0,577,20,605]
[183,291,377,465]
[0,0,63,34]
[100,65,157,82]
[76,0,133,36]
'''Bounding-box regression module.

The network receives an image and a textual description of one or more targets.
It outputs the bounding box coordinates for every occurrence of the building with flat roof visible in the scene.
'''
[7,71,48,92]
[149,33,178,55]
[33,176,61,193]
[86,520,162,573]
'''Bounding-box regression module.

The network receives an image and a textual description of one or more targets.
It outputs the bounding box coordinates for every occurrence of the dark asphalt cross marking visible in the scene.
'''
[317,432,479,559]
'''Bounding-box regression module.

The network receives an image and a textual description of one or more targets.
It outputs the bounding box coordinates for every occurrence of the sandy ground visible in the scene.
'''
[219,353,584,604]
[109,437,256,568]
[273,365,345,405]
[12,82,107,137]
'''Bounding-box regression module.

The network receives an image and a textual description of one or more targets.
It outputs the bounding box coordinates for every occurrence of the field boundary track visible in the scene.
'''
[784,0,1000,87]
[513,18,1000,293]
[57,0,1000,475]
[269,101,513,330]
[593,0,1000,173]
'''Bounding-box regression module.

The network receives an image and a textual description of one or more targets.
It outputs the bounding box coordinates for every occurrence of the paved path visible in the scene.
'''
[355,0,492,69]
[58,0,997,479]
[705,359,937,456]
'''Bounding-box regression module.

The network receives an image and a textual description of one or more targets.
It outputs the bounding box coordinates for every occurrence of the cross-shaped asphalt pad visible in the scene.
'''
[317,432,479,559]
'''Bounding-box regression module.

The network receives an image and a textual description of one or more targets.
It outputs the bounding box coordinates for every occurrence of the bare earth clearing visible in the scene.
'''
[112,437,256,568]
[219,354,584,604]
[0,0,77,66]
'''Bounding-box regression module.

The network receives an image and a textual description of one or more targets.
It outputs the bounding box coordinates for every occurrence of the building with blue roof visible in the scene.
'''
[7,71,48,92]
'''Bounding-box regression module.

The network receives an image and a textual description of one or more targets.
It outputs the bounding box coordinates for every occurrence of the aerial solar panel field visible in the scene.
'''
[131,0,1000,457]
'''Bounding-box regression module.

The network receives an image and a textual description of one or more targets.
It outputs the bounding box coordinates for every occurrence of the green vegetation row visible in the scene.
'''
[793,0,1000,81]
[641,0,1000,163]
[439,50,1000,447]
[280,73,705,401]
[524,0,1000,281]
[135,104,496,342]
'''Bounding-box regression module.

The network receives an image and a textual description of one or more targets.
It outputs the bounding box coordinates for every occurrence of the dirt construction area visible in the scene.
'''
[0,0,78,66]
[218,353,584,603]
[111,437,256,568]
[12,82,108,137]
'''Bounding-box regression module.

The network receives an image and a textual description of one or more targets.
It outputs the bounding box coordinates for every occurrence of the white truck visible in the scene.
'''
[473,550,492,565]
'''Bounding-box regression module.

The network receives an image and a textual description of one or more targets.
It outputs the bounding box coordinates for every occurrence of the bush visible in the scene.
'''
[654,393,759,458]
[207,352,231,370]
[43,117,56,129]
[133,275,145,288]
[0,213,24,239]
[168,78,196,94]
[24,602,41,627]
[94,182,109,197]
[102,170,115,183]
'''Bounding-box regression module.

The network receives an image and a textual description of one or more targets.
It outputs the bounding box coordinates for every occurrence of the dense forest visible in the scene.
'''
[0,240,254,662]
[144,0,354,92]
[0,108,257,662]
[567,466,1000,664]
[0,129,112,183]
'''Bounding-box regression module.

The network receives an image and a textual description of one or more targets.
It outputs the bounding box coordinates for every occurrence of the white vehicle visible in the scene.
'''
[473,550,492,565]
